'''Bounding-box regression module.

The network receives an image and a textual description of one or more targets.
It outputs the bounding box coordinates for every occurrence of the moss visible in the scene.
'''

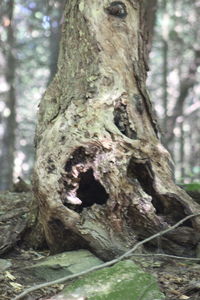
[62,260,165,300]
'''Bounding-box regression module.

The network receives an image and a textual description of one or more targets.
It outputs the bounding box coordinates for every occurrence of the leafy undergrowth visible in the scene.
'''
[1,247,200,300]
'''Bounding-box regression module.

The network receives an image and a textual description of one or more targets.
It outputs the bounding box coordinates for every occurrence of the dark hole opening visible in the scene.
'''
[48,218,88,252]
[106,1,127,18]
[65,147,86,172]
[114,104,137,139]
[127,159,191,226]
[77,168,109,208]
[127,160,165,214]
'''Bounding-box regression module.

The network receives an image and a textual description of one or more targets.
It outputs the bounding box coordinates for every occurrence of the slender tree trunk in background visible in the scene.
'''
[196,111,200,182]
[196,112,200,182]
[48,22,61,82]
[33,0,200,260]
[160,0,169,148]
[166,48,200,146]
[189,142,196,182]
[143,0,157,58]
[179,118,185,181]
[0,0,16,190]
[47,2,64,84]
[162,39,168,131]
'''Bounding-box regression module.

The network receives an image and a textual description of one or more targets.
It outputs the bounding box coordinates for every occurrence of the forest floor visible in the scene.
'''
[0,247,61,300]
[1,188,200,299]
[142,255,200,300]
[1,246,200,300]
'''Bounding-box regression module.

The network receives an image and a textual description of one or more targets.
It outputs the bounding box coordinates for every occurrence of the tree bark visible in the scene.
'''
[0,0,17,190]
[47,1,63,84]
[33,0,200,260]
[143,0,157,59]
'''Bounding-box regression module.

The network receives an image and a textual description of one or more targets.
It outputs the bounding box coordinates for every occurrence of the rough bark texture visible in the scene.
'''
[33,0,200,260]
[0,188,45,255]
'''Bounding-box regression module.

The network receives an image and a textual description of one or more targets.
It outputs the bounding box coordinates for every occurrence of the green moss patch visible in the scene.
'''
[62,260,165,300]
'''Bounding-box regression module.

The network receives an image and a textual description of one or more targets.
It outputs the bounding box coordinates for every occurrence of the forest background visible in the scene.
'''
[0,0,200,191]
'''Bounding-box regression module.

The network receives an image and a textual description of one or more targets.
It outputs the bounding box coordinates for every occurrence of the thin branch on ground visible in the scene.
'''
[128,253,200,260]
[13,212,200,300]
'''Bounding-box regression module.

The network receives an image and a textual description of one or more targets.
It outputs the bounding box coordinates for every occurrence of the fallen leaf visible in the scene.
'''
[5,271,16,281]
[179,295,190,300]
[9,281,23,291]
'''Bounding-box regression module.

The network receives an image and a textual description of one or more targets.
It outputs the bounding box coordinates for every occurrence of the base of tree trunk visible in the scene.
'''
[33,135,200,260]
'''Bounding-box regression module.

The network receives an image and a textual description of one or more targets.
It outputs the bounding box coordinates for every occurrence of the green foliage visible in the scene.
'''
[181,183,200,192]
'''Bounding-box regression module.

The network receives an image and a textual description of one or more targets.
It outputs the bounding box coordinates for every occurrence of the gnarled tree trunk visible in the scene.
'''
[33,0,200,260]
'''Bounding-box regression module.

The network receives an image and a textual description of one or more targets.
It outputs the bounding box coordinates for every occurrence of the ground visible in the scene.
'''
[1,246,200,299]
[1,189,200,300]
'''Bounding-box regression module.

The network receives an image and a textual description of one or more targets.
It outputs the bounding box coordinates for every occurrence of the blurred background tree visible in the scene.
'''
[148,0,200,183]
[0,0,63,189]
[0,0,199,190]
[0,0,16,190]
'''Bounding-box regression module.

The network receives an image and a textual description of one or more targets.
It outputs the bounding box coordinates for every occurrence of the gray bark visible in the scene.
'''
[33,0,200,260]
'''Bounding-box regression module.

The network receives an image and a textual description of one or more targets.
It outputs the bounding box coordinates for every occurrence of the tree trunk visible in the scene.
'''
[179,118,185,181]
[143,0,157,58]
[47,1,63,84]
[0,0,16,190]
[33,0,200,260]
